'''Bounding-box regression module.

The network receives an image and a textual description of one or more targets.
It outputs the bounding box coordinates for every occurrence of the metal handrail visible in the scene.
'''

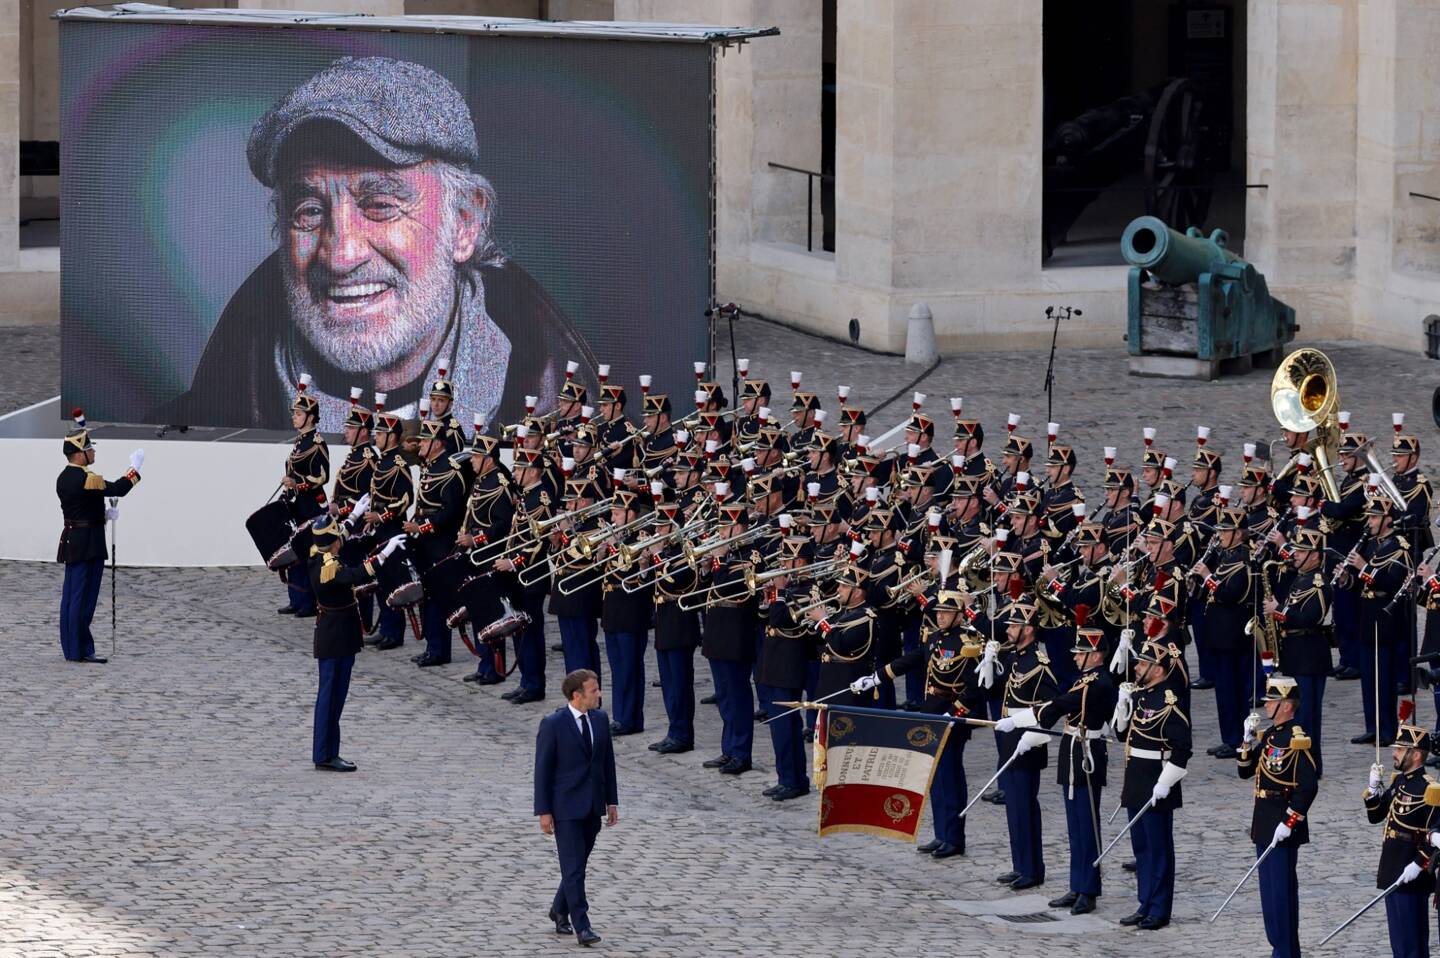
[767,162,834,253]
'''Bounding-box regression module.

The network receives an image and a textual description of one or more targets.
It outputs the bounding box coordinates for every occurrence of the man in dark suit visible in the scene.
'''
[534,669,619,947]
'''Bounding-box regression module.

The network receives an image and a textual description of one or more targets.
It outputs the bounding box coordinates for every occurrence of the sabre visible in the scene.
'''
[1094,798,1154,866]
[108,497,118,658]
[1210,837,1279,922]
[1107,799,1125,825]
[960,748,1023,819]
[1316,875,1406,947]
[765,687,854,724]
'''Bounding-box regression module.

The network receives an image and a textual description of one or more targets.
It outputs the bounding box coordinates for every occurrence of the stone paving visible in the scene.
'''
[6,322,1440,957]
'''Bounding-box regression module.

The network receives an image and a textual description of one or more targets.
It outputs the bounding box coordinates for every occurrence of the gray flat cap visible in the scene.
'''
[247,56,481,187]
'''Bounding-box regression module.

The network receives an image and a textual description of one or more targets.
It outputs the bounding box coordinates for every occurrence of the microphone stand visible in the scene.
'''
[108,498,119,658]
[1042,305,1081,425]
[705,302,742,414]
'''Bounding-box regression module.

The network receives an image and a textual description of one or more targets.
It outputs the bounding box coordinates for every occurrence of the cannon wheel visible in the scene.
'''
[1144,78,1213,229]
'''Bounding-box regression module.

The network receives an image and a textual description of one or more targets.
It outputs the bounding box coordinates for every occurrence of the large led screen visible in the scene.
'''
[60,20,714,431]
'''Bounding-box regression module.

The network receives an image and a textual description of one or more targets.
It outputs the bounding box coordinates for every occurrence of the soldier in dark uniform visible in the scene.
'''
[404,419,466,667]
[756,535,821,801]
[1137,447,1168,524]
[1035,626,1118,915]
[1364,721,1440,957]
[596,382,639,472]
[1323,431,1371,680]
[837,405,866,462]
[1236,673,1318,958]
[362,401,414,651]
[696,501,760,775]
[789,391,821,452]
[549,476,607,684]
[649,494,700,756]
[1099,466,1141,554]
[806,564,879,705]
[735,377,771,446]
[279,377,330,618]
[1392,429,1433,696]
[1191,506,1254,759]
[692,383,734,455]
[331,393,378,631]
[1040,444,1085,545]
[554,364,588,436]
[498,447,556,701]
[427,369,468,455]
[601,489,653,735]
[1268,427,1311,508]
[991,601,1059,889]
[984,432,1033,507]
[54,412,143,664]
[640,392,678,474]
[1340,491,1414,746]
[1240,463,1278,541]
[307,516,402,771]
[457,431,515,683]
[1113,638,1192,930]
[1187,445,1223,690]
[1267,525,1333,776]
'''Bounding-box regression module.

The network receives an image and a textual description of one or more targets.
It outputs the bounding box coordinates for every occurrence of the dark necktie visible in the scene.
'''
[580,712,593,755]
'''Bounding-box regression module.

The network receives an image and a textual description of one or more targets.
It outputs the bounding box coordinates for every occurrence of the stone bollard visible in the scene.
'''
[905,302,938,366]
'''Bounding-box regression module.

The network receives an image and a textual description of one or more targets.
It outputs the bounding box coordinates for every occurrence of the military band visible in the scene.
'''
[234,348,1440,949]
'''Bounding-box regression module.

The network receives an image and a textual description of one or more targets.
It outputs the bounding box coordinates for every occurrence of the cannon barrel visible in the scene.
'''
[1121,215,1240,286]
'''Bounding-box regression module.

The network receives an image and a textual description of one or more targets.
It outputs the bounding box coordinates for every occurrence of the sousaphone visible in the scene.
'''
[1269,348,1342,501]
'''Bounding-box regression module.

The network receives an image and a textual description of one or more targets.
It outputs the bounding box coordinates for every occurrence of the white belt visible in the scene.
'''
[1066,727,1105,741]
[1128,747,1170,761]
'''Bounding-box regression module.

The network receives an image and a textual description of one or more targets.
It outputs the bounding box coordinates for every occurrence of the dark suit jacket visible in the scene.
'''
[534,706,618,821]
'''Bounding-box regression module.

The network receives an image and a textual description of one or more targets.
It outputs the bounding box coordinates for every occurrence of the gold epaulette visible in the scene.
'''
[1289,724,1311,750]
[84,471,106,491]
[1035,648,1050,665]
[320,553,338,584]
[1164,689,1177,706]
[1426,779,1440,807]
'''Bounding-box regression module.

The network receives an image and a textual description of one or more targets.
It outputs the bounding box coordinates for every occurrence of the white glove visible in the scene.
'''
[1151,782,1172,803]
[129,449,145,472]
[1401,861,1424,885]
[849,673,880,695]
[1110,628,1135,675]
[377,534,406,563]
[1152,761,1187,802]
[1014,730,1049,756]
[994,717,1017,734]
[1368,763,1385,793]
[1242,713,1262,748]
[1112,683,1135,733]
[978,639,1000,689]
[351,493,371,519]
[1272,822,1292,844]
[1430,831,1440,850]
[105,507,119,522]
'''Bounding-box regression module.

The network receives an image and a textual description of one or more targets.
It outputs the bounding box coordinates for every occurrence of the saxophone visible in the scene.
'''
[1248,559,1282,659]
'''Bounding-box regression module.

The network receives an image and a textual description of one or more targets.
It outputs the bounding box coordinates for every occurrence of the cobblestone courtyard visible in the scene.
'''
[6,322,1440,956]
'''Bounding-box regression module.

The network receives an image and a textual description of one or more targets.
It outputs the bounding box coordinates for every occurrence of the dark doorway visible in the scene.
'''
[820,0,836,253]
[1042,0,1247,267]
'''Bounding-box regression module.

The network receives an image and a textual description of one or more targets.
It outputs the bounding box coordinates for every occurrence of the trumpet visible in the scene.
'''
[886,568,934,601]
[790,594,836,621]
[601,427,653,454]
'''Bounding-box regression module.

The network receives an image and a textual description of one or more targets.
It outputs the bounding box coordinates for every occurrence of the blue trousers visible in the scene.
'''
[358,593,375,633]
[710,658,754,763]
[559,616,602,680]
[1191,603,1212,681]
[930,737,967,847]
[1361,642,1399,742]
[1334,587,1361,670]
[1042,627,1078,688]
[1001,764,1044,881]
[1064,785,1102,896]
[515,592,547,692]
[657,647,696,746]
[312,654,355,764]
[59,558,105,661]
[1212,648,1252,747]
[604,630,647,731]
[1129,806,1175,920]
[1295,674,1325,776]
[1386,887,1430,958]
[761,684,808,790]
[803,660,820,732]
[378,604,405,643]
[421,599,451,662]
[286,564,315,614]
[1257,842,1300,958]
[901,621,925,704]
[552,816,602,933]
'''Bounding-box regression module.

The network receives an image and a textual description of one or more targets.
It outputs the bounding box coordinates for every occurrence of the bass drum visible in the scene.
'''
[246,501,298,570]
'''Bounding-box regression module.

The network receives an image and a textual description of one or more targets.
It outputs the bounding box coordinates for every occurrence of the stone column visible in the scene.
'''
[0,0,19,273]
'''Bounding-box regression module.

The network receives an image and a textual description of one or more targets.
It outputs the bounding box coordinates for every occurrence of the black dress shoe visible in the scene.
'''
[1048,891,1078,909]
[1137,915,1169,930]
[700,693,718,705]
[1212,744,1238,759]
[652,679,662,687]
[1122,859,1137,872]
[314,757,357,772]
[463,672,483,683]
[551,642,565,652]
[1351,731,1377,745]
[548,909,572,935]
[79,655,108,664]
[411,653,425,663]
[1336,666,1361,680]
[1190,678,1214,690]
[611,724,643,737]
[1071,894,1097,915]
[278,605,297,615]
[763,783,784,797]
[418,657,450,668]
[754,708,768,721]
[1205,744,1224,756]
[803,729,814,743]
[656,740,693,754]
[1119,910,1146,926]
[702,754,733,769]
[916,839,943,854]
[649,739,673,752]
[771,786,809,801]
[983,788,1006,804]
[294,608,316,619]
[931,842,964,859]
[995,871,1019,884]
[363,633,384,646]
[1009,875,1043,890]
[576,927,601,946]
[475,673,505,686]
[375,637,403,651]
[510,689,545,704]
[719,759,752,775]
[501,687,523,701]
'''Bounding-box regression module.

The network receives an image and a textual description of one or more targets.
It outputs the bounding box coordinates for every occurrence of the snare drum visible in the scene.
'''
[475,596,531,645]
[450,572,503,629]
[423,553,475,626]
[374,545,425,609]
[246,501,299,569]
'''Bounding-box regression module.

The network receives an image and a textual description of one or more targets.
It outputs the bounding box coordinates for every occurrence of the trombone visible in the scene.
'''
[744,557,845,593]
[619,521,709,591]
[683,524,774,569]
[516,518,617,586]
[530,498,613,540]
[554,512,660,594]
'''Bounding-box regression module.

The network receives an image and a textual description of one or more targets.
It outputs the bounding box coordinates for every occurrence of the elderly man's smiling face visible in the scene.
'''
[277,138,481,382]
